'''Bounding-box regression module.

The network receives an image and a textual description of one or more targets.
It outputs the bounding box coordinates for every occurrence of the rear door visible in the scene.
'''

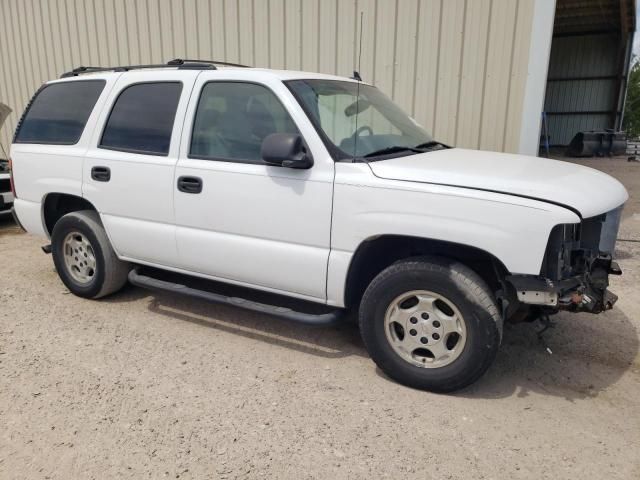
[83,70,198,266]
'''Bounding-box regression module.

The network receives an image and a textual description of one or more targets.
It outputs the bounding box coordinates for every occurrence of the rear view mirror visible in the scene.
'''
[261,133,313,169]
[345,98,371,117]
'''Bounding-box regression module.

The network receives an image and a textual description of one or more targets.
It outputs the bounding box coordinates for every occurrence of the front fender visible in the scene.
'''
[326,164,580,306]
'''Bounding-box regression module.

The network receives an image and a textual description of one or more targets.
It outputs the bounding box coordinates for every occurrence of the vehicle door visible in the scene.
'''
[174,74,334,302]
[83,70,198,266]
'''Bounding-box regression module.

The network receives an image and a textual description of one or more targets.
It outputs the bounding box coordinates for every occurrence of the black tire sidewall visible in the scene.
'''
[360,263,500,391]
[52,214,107,299]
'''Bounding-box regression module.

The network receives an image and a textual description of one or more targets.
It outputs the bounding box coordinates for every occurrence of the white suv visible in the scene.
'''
[10,59,628,392]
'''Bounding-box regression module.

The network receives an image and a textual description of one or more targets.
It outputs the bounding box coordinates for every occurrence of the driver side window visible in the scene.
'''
[190,82,299,164]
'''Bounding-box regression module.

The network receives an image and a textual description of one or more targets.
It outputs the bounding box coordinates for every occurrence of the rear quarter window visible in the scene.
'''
[14,80,106,145]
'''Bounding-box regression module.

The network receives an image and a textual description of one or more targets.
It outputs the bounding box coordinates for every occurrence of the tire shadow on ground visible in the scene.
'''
[110,281,638,400]
[106,282,367,360]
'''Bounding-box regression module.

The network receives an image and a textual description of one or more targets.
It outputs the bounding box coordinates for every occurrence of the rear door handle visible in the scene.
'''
[91,166,111,182]
[177,176,203,194]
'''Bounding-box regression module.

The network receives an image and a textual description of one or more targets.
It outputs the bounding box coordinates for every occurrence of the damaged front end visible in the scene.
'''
[507,205,624,315]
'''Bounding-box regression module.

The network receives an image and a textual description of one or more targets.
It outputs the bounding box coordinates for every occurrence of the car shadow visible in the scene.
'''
[110,280,638,400]
[107,283,368,360]
[454,307,639,401]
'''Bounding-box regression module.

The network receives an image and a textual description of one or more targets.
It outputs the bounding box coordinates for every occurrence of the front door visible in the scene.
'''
[174,76,334,302]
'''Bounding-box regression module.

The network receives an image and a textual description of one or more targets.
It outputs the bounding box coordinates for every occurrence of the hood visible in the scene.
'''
[0,103,11,132]
[0,103,11,164]
[367,148,628,218]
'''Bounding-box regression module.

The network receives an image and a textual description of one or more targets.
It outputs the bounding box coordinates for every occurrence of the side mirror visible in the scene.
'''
[261,133,313,169]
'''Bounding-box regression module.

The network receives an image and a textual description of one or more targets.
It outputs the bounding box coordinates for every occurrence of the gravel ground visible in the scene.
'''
[1,158,640,479]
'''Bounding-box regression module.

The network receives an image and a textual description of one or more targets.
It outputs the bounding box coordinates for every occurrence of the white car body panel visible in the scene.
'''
[117,254,328,304]
[11,143,88,216]
[325,162,581,306]
[369,148,629,218]
[8,67,629,309]
[12,198,44,234]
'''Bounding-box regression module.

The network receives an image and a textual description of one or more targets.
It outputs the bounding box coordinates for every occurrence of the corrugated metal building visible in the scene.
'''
[0,0,634,156]
[544,0,636,146]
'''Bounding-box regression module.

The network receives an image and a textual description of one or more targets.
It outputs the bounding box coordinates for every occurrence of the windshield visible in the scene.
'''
[286,79,434,159]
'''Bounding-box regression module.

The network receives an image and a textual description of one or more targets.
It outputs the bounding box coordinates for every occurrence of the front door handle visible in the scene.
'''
[177,176,203,194]
[91,166,111,182]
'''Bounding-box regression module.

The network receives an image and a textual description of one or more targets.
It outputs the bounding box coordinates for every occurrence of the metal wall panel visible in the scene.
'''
[544,33,621,146]
[0,0,539,155]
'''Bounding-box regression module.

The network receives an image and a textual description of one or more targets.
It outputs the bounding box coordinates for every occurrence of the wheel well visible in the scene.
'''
[43,193,97,236]
[343,235,510,309]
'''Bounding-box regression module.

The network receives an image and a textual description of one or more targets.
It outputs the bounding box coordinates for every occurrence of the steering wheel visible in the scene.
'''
[354,125,373,137]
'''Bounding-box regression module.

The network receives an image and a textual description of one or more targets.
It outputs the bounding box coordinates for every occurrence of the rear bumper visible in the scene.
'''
[507,256,621,314]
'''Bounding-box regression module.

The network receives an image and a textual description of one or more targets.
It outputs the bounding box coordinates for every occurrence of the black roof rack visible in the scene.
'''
[167,58,250,68]
[60,58,250,78]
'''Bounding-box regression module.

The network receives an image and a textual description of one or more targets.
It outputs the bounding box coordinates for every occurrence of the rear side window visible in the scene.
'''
[100,82,182,156]
[14,80,105,145]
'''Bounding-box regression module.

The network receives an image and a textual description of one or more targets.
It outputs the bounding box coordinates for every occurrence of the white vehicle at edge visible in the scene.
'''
[0,166,12,213]
[9,60,628,392]
[0,103,14,213]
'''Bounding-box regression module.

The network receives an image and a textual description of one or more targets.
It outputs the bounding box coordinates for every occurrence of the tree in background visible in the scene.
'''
[623,58,640,139]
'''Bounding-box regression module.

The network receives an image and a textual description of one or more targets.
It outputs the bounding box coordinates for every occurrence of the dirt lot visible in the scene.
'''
[1,158,640,479]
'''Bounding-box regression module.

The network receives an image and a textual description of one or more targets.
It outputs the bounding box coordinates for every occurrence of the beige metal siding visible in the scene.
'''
[0,0,537,154]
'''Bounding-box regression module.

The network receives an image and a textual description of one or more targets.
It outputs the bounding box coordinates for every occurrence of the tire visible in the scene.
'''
[359,256,502,393]
[51,210,130,299]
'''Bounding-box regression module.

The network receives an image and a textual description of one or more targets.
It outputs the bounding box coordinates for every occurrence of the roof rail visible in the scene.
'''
[167,58,250,68]
[60,58,250,78]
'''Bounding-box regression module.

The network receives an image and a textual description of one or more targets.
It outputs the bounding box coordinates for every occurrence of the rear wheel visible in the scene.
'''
[51,210,129,299]
[359,256,502,392]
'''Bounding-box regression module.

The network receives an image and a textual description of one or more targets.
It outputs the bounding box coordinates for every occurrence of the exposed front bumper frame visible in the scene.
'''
[507,257,621,314]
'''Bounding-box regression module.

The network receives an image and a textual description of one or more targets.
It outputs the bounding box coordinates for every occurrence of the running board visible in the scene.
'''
[128,269,345,326]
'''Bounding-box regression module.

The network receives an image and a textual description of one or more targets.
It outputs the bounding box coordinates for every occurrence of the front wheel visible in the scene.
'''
[359,256,502,392]
[51,210,130,299]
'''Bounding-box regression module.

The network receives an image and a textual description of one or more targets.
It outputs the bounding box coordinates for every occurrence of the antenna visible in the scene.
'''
[353,11,364,162]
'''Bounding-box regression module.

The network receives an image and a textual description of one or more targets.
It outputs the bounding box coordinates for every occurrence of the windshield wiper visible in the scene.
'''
[414,140,448,150]
[363,145,423,158]
[363,141,450,159]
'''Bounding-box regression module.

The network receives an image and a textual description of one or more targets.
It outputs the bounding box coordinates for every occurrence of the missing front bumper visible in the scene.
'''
[506,260,621,314]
